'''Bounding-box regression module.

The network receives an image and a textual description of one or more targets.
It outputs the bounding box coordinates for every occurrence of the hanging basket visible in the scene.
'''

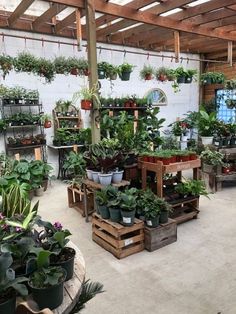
[83,69,90,76]
[145,73,152,80]
[120,71,131,81]
[226,99,236,109]
[70,68,79,76]
[158,74,168,82]
[177,76,185,84]
[185,77,192,84]
[98,69,106,79]
[44,120,52,128]
[81,99,92,110]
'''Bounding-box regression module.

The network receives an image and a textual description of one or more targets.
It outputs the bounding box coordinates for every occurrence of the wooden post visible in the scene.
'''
[85,0,101,144]
[76,9,82,51]
[228,41,233,66]
[174,31,180,63]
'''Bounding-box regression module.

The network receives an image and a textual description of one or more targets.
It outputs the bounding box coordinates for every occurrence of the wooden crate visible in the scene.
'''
[92,213,144,259]
[144,219,177,252]
[168,197,199,224]
[67,186,94,217]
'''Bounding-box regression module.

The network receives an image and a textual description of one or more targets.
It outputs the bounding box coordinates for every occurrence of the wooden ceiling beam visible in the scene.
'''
[32,3,66,30]
[55,10,76,33]
[187,8,236,25]
[8,0,35,27]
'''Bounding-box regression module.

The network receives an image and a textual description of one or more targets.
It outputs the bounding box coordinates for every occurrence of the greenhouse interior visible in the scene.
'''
[0,0,236,313]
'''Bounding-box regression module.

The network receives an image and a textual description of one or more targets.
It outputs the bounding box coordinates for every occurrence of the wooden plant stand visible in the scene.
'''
[92,213,144,259]
[144,219,177,252]
[67,185,94,217]
[138,159,201,223]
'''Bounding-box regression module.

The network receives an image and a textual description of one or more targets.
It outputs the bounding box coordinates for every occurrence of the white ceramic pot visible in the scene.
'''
[92,171,100,183]
[201,136,213,145]
[35,187,44,197]
[86,169,93,180]
[181,135,188,142]
[112,170,124,184]
[175,136,181,142]
[98,173,113,186]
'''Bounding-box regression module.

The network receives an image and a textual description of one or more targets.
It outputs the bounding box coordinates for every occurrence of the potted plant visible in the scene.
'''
[38,220,75,281]
[140,64,154,81]
[54,56,70,75]
[0,55,13,79]
[74,86,100,110]
[24,89,39,104]
[169,121,182,141]
[13,52,38,73]
[175,179,208,198]
[174,67,187,83]
[158,198,171,224]
[112,168,124,184]
[95,188,109,218]
[105,64,119,80]
[156,151,172,165]
[40,113,52,128]
[222,162,232,174]
[28,249,67,310]
[0,253,28,314]
[156,67,170,82]
[200,148,224,173]
[197,107,217,145]
[225,79,236,90]
[35,58,55,83]
[185,69,197,83]
[118,62,134,81]
[119,188,138,226]
[97,62,108,79]
[200,72,225,85]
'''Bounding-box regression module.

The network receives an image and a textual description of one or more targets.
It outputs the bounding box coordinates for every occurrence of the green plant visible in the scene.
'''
[140,64,154,80]
[156,66,171,81]
[200,148,224,166]
[0,119,6,133]
[73,86,100,109]
[169,121,183,136]
[118,62,134,75]
[119,188,138,212]
[174,67,187,78]
[35,58,55,83]
[200,72,225,85]
[54,56,70,75]
[95,189,108,206]
[13,52,38,73]
[63,152,86,178]
[225,79,236,90]
[0,55,13,78]
[197,107,217,136]
[175,179,208,198]
[105,63,119,79]
[0,253,28,299]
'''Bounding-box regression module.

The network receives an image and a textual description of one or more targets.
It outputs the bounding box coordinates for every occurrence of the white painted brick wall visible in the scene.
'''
[0,29,200,175]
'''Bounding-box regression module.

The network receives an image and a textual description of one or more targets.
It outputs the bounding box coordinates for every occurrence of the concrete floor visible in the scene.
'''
[38,181,236,314]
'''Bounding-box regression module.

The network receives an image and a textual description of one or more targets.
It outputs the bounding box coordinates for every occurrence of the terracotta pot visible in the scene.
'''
[170,156,176,163]
[148,156,155,163]
[189,153,197,160]
[158,74,168,82]
[145,73,152,80]
[70,68,79,76]
[81,100,92,110]
[124,101,130,108]
[222,167,231,174]
[181,155,190,162]
[160,157,171,165]
[83,69,90,76]
[142,156,149,162]
[44,120,51,128]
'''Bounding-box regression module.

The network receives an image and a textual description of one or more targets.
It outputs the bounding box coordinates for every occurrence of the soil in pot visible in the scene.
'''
[146,216,160,228]
[112,170,124,184]
[0,290,16,314]
[29,269,66,310]
[120,210,136,226]
[98,173,113,186]
[50,247,75,281]
[160,211,169,224]
[109,207,121,222]
[99,205,110,219]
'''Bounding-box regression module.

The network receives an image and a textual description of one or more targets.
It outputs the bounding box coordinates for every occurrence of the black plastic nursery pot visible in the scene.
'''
[177,76,185,84]
[99,205,110,219]
[29,269,66,310]
[120,71,131,81]
[160,211,169,224]
[98,69,106,79]
[185,77,192,84]
[230,137,236,147]
[109,208,121,222]
[0,293,16,314]
[120,209,135,226]
[202,77,212,85]
[145,216,160,228]
[51,247,76,281]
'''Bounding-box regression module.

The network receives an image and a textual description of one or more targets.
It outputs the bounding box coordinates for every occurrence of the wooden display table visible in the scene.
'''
[138,159,201,223]
[17,242,85,314]
[82,179,130,222]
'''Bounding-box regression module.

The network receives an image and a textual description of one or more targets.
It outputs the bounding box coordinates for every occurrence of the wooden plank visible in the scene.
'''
[173,210,199,224]
[34,147,41,160]
[55,10,76,33]
[33,3,66,30]
[76,9,82,50]
[92,226,120,248]
[174,31,180,63]
[228,41,233,66]
[216,173,236,182]
[8,0,35,27]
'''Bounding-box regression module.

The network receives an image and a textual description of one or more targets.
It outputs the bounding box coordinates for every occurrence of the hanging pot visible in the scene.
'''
[185,76,192,84]
[98,69,106,79]
[145,73,152,80]
[120,71,131,81]
[177,76,185,84]
[158,74,168,82]
[109,73,117,80]
[44,120,51,128]
[83,69,90,76]
[81,100,92,110]
[202,77,212,85]
[70,68,79,76]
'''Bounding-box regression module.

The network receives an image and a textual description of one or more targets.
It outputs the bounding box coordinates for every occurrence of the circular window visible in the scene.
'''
[145,88,167,106]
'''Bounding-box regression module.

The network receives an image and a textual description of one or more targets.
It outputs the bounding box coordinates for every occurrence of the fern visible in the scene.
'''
[69,279,104,313]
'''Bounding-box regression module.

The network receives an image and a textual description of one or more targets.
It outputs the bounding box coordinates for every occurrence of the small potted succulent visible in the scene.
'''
[140,64,154,81]
[0,253,28,314]
[119,188,138,226]
[118,62,134,81]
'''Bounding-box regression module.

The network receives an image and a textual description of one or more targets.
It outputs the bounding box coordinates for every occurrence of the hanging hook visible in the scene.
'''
[171,56,174,62]
[24,36,27,48]
[187,57,189,64]
[2,33,4,43]
[162,55,164,62]
[180,57,183,63]
[99,46,102,55]
[124,49,126,58]
[41,38,44,47]
[58,41,60,50]
[147,53,150,60]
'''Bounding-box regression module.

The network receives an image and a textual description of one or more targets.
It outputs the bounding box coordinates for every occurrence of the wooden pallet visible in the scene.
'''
[144,219,177,252]
[92,213,144,259]
[67,185,94,217]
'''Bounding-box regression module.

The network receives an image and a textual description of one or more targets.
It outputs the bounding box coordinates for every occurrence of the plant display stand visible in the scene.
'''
[53,105,82,131]
[67,185,94,217]
[82,179,130,222]
[92,213,144,259]
[139,159,201,223]
[144,219,177,252]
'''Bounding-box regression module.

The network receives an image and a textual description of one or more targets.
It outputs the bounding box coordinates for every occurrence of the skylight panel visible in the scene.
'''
[161,8,183,17]
[188,0,212,7]
[139,2,160,11]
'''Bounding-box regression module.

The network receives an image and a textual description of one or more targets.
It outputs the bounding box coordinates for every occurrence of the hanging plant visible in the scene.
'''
[14,52,38,73]
[200,72,225,85]
[226,99,236,109]
[54,56,70,75]
[156,67,171,82]
[0,55,13,79]
[35,58,55,83]
[118,63,135,81]
[140,64,154,81]
[225,79,236,90]
[78,58,89,76]
[97,62,109,79]
[105,64,119,80]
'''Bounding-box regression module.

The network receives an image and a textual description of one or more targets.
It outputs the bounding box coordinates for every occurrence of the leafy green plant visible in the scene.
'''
[140,64,154,80]
[197,107,217,136]
[35,58,55,83]
[118,62,134,74]
[0,55,13,78]
[200,148,224,166]
[225,79,236,90]
[54,56,70,75]
[105,63,119,79]
[156,66,171,81]
[200,72,225,85]
[95,189,108,206]
[119,188,138,212]
[73,86,100,109]
[175,179,208,198]
[63,152,86,178]
[13,52,38,73]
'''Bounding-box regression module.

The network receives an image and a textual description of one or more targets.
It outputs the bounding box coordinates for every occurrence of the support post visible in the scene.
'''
[174,31,180,63]
[228,41,233,66]
[85,0,101,144]
[76,9,82,51]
